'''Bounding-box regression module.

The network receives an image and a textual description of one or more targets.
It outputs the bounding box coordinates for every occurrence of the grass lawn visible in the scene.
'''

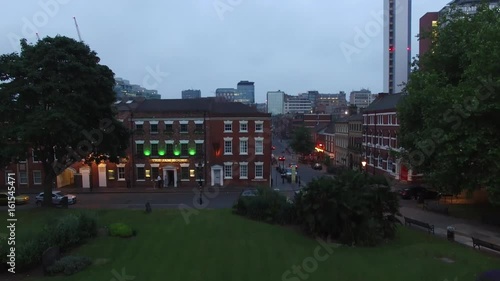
[2,208,500,281]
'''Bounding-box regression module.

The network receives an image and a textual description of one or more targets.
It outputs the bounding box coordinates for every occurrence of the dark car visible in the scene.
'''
[399,186,440,200]
[240,189,258,197]
[312,163,322,170]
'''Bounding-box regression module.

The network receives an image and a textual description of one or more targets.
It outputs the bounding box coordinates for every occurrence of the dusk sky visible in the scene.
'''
[1,0,452,102]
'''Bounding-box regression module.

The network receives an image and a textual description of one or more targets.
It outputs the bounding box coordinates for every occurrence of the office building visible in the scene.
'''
[349,89,374,108]
[114,78,161,100]
[384,0,412,94]
[266,90,286,115]
[237,81,255,104]
[182,90,201,99]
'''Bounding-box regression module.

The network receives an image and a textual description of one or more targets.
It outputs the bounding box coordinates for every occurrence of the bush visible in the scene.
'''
[295,171,400,246]
[46,256,92,276]
[0,211,98,273]
[108,223,134,238]
[232,187,293,224]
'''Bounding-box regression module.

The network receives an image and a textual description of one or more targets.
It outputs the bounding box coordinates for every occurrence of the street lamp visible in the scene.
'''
[196,161,204,205]
[361,160,367,177]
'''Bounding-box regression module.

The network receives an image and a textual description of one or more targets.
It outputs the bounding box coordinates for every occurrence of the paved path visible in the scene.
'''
[398,201,500,254]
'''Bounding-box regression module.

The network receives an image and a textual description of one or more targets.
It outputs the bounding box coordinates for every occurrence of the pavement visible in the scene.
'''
[12,186,244,195]
[398,200,500,255]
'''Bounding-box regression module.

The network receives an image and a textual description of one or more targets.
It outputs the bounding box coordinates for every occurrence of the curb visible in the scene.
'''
[13,189,243,195]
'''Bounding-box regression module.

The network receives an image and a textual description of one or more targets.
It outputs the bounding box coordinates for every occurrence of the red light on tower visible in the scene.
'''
[407,47,411,51]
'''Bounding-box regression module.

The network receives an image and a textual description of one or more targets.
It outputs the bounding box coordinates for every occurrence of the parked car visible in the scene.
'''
[399,186,440,200]
[281,168,292,178]
[0,192,30,205]
[240,189,258,197]
[312,163,322,170]
[35,191,77,206]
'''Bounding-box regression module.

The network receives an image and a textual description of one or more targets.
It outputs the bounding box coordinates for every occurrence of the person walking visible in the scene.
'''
[156,175,162,189]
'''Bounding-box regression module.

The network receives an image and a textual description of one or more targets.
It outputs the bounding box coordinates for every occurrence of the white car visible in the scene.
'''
[35,191,77,206]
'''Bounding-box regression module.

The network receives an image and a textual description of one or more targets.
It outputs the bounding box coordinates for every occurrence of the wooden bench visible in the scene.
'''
[472,237,500,252]
[423,201,449,215]
[404,216,435,234]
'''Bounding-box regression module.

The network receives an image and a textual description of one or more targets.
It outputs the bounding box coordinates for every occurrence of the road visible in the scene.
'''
[0,137,330,211]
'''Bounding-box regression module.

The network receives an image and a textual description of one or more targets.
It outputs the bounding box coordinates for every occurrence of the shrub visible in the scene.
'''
[108,223,134,238]
[295,171,400,246]
[46,256,92,276]
[232,187,293,224]
[1,211,98,273]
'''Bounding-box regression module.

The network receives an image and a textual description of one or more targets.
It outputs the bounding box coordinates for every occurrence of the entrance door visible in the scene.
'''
[167,170,175,187]
[163,166,177,188]
[98,163,107,187]
[214,169,221,186]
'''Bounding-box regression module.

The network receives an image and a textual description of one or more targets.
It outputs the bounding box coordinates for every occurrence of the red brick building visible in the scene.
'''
[2,98,272,190]
[419,12,439,57]
[362,93,416,182]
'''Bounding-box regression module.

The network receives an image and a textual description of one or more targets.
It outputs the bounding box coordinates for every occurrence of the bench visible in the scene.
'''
[423,201,449,215]
[404,216,435,234]
[472,237,500,252]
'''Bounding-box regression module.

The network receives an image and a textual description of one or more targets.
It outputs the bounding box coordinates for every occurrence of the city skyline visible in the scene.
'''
[1,0,452,102]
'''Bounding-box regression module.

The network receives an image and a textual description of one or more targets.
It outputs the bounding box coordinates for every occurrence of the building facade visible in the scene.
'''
[384,0,412,94]
[114,77,160,100]
[334,118,349,167]
[349,89,374,109]
[237,81,255,104]
[284,95,312,114]
[419,12,439,57]
[347,114,363,170]
[182,89,201,99]
[362,93,415,181]
[267,90,286,115]
[439,0,500,16]
[2,98,272,190]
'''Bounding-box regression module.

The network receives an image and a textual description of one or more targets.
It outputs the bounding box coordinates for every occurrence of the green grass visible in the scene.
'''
[3,209,500,281]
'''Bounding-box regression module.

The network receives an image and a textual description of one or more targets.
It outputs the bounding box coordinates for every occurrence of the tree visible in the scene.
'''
[289,126,314,156]
[398,4,500,205]
[0,36,130,206]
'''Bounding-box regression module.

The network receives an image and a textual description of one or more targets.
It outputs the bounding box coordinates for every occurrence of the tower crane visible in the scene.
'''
[73,16,82,42]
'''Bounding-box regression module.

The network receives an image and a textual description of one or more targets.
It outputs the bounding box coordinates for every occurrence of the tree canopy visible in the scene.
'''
[397,4,500,205]
[0,36,130,205]
[289,126,314,155]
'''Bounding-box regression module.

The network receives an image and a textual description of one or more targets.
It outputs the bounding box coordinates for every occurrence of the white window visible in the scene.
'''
[224,163,233,179]
[239,138,248,155]
[19,171,28,184]
[239,163,248,179]
[255,121,264,132]
[255,162,264,179]
[378,156,382,167]
[255,137,264,155]
[33,170,42,185]
[32,149,40,162]
[239,121,248,132]
[117,165,126,181]
[224,137,233,155]
[224,121,232,132]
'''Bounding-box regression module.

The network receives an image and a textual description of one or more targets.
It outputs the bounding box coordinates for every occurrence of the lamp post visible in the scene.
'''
[196,161,203,205]
[361,160,367,177]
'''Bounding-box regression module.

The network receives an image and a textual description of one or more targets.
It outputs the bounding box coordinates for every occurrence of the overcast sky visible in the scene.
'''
[1,0,451,102]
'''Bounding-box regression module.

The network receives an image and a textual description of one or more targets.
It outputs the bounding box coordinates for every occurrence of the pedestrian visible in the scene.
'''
[156,175,162,189]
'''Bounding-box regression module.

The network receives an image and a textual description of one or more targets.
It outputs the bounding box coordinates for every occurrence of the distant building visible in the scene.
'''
[215,88,244,103]
[284,95,312,114]
[237,81,255,104]
[384,0,412,94]
[114,78,160,100]
[349,89,374,109]
[419,12,439,57]
[439,0,500,16]
[182,89,201,99]
[266,90,286,115]
[255,103,267,113]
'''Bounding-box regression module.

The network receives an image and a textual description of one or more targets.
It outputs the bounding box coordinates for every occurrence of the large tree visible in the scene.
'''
[289,126,314,155]
[398,4,500,205]
[0,36,130,206]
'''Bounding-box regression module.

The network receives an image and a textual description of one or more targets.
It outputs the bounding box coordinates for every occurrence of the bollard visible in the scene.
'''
[447,226,455,241]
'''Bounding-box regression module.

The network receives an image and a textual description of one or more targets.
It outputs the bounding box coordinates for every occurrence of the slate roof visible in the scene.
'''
[323,122,336,134]
[363,93,404,113]
[132,97,269,116]
[348,113,363,121]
